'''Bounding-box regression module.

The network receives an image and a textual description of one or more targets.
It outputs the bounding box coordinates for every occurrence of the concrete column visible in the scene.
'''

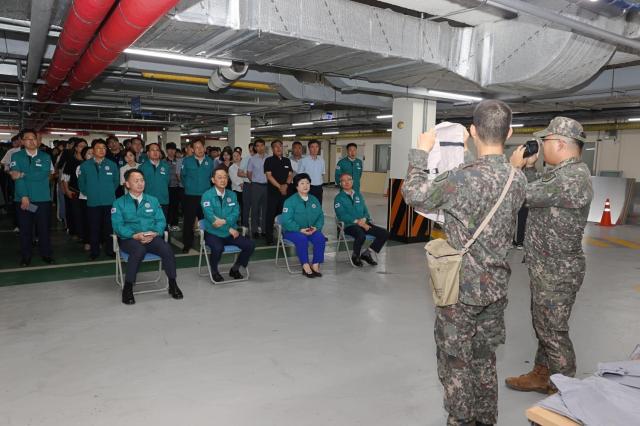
[387,98,436,242]
[229,116,251,153]
[143,131,161,146]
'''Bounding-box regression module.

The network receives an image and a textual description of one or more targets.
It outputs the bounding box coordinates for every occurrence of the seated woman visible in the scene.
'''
[281,173,326,278]
[200,167,255,282]
[111,169,183,305]
[334,173,388,266]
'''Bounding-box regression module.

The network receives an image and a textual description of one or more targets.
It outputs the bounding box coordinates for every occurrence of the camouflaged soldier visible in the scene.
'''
[506,117,593,394]
[403,100,526,426]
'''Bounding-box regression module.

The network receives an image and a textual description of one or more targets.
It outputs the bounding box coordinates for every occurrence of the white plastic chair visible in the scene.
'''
[197,219,250,284]
[336,221,378,267]
[113,231,169,295]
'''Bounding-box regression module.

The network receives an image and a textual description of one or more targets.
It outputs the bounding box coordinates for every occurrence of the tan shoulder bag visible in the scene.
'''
[425,168,516,307]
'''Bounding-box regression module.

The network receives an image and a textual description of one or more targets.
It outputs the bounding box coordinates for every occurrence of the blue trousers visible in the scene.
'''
[119,236,176,283]
[204,232,255,273]
[283,230,326,264]
[16,201,52,259]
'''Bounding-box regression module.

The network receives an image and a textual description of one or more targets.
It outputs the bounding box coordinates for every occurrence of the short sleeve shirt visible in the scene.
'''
[264,155,292,184]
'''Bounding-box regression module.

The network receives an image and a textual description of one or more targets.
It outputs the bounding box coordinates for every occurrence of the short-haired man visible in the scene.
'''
[506,117,593,394]
[403,100,527,426]
[130,137,147,164]
[289,141,304,175]
[138,143,171,221]
[247,139,268,237]
[297,139,325,204]
[180,138,214,253]
[79,139,120,260]
[334,173,388,266]
[112,168,183,305]
[264,140,293,245]
[335,143,363,192]
[10,129,55,266]
[106,135,124,168]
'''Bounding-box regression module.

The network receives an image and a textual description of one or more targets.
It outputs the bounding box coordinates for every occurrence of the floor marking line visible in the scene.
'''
[584,237,611,248]
[601,236,640,250]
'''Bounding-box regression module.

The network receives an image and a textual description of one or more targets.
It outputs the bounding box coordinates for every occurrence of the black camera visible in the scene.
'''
[522,139,539,158]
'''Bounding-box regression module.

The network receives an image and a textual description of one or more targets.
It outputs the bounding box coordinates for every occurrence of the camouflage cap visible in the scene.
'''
[533,116,587,142]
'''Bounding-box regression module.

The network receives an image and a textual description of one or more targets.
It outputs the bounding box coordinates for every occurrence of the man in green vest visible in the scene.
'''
[335,143,363,192]
[9,129,54,266]
[112,168,183,305]
[78,139,120,260]
[138,143,170,221]
[334,173,388,266]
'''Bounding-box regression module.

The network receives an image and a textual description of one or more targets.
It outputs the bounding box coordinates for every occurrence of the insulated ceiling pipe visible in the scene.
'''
[51,0,181,103]
[208,62,249,92]
[37,0,116,102]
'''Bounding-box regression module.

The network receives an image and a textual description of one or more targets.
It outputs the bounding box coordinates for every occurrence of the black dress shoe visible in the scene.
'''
[89,254,98,261]
[361,252,378,266]
[41,256,55,265]
[312,270,322,277]
[181,247,190,254]
[122,282,135,305]
[252,232,260,239]
[212,272,225,282]
[229,268,243,280]
[20,257,31,267]
[302,270,315,278]
[351,255,363,267]
[106,252,116,259]
[265,239,274,246]
[168,279,183,300]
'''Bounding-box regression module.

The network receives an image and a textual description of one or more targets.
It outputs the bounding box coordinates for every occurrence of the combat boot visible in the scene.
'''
[505,364,550,394]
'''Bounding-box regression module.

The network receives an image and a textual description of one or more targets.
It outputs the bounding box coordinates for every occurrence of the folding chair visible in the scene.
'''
[336,221,379,267]
[197,219,250,284]
[113,232,169,295]
[274,214,303,274]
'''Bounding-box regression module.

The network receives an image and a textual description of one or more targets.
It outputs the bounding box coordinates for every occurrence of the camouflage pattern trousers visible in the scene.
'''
[529,257,585,377]
[435,297,507,426]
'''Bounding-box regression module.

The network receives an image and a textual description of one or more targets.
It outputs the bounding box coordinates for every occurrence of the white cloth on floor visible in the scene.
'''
[537,373,640,426]
[417,122,466,223]
[597,360,640,389]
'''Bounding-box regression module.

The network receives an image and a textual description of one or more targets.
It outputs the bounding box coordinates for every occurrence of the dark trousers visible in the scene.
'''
[87,205,114,257]
[69,197,88,243]
[64,194,73,232]
[182,194,203,250]
[250,183,267,234]
[16,201,52,259]
[234,190,243,225]
[161,204,168,229]
[514,206,529,245]
[204,232,255,273]
[241,183,252,227]
[345,223,389,256]
[310,185,323,205]
[168,186,183,226]
[266,187,286,242]
[119,236,176,283]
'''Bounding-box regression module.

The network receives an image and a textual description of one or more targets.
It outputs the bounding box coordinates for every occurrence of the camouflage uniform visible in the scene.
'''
[524,117,593,378]
[403,149,526,426]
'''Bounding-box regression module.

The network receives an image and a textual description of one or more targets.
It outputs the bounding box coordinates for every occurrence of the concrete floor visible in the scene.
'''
[1,190,639,425]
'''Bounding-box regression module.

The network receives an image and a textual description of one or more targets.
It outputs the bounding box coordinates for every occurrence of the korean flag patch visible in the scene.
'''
[110,208,116,214]
[335,203,340,208]
[10,161,15,167]
[282,207,288,213]
[105,166,110,171]
[227,197,232,203]
[203,201,211,207]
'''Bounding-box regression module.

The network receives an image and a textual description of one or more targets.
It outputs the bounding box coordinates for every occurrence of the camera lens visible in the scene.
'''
[522,139,539,158]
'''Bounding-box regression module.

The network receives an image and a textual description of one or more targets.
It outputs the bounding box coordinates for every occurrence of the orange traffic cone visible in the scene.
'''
[599,198,613,227]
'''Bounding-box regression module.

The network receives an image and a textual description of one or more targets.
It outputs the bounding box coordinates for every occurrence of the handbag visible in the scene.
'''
[425,167,516,307]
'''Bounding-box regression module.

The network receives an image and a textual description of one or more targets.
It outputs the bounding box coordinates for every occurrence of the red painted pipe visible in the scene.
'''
[38,0,116,101]
[54,0,180,102]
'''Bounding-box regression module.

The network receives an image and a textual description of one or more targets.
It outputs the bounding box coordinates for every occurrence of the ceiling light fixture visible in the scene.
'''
[376,114,393,119]
[0,132,11,136]
[427,90,483,102]
[220,137,228,141]
[250,127,255,131]
[386,128,393,132]
[322,131,339,135]
[510,124,524,128]
[114,134,139,138]
[123,48,232,67]
[627,117,640,122]
[50,131,77,135]
[291,122,313,127]
[210,130,222,134]
[283,134,296,138]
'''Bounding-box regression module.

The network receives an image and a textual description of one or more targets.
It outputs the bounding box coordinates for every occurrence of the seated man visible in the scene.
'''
[334,173,388,266]
[200,167,255,282]
[111,169,183,305]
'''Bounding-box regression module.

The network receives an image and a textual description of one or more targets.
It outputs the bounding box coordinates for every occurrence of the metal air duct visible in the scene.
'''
[208,62,249,91]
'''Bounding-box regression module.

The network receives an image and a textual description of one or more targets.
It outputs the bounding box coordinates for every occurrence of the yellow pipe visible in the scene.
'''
[141,72,274,91]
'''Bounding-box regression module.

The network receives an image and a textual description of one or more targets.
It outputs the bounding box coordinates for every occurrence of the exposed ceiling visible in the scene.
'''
[0,0,639,139]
